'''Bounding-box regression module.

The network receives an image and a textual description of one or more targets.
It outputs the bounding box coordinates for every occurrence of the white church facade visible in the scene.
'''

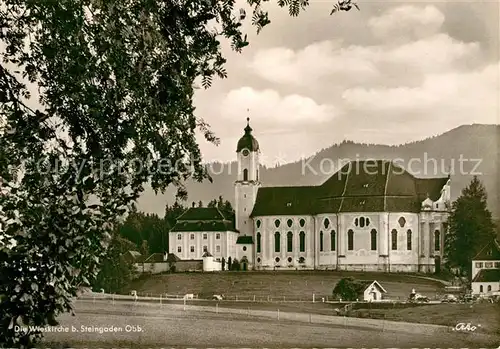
[170,119,452,273]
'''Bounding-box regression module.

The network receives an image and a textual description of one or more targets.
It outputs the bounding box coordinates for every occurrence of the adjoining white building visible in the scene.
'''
[471,239,500,295]
[169,118,452,273]
[169,206,238,262]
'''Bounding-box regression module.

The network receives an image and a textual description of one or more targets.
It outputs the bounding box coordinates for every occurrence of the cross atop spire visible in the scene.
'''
[244,116,252,134]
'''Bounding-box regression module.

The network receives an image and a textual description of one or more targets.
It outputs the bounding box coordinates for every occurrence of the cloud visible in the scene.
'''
[219,87,337,125]
[368,5,445,42]
[248,34,480,88]
[248,41,380,86]
[341,61,499,125]
[387,34,480,73]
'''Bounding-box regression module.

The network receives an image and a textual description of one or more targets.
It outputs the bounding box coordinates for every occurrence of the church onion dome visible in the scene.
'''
[236,117,259,152]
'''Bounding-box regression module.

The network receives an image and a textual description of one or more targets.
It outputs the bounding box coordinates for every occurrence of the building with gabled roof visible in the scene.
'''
[170,119,452,273]
[169,205,239,263]
[471,239,500,295]
[122,250,144,264]
[356,280,387,301]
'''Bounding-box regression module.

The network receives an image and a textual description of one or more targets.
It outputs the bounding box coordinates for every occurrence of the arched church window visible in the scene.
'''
[360,217,365,228]
[287,231,293,252]
[330,230,336,251]
[287,219,293,227]
[398,217,406,228]
[319,231,324,252]
[256,220,261,228]
[407,230,412,250]
[434,230,440,251]
[348,230,354,250]
[299,231,305,252]
[299,219,305,227]
[274,232,280,252]
[391,229,398,250]
[370,229,377,250]
[243,168,248,181]
[480,285,483,293]
[274,219,280,228]
[324,218,330,229]
[256,232,261,253]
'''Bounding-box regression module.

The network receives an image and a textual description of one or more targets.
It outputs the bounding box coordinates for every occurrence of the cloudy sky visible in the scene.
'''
[194,0,499,167]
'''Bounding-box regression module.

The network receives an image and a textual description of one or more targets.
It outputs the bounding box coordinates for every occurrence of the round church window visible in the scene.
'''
[287,219,293,227]
[274,219,280,228]
[287,257,292,263]
[275,257,280,263]
[242,149,250,156]
[243,246,247,251]
[257,258,261,263]
[398,217,406,228]
[299,219,305,227]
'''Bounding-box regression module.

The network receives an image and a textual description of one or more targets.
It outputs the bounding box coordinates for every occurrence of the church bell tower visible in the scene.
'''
[234,117,261,237]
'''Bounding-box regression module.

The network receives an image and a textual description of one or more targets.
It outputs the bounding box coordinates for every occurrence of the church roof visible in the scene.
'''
[250,160,448,217]
[472,269,500,283]
[236,118,259,152]
[236,236,254,244]
[165,253,181,263]
[144,253,166,263]
[176,207,226,221]
[473,239,500,261]
[171,207,237,232]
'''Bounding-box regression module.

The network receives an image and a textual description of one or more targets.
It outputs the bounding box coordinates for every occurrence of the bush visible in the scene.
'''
[332,277,364,301]
[230,259,240,271]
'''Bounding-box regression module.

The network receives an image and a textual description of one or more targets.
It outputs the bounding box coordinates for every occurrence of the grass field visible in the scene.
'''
[39,300,499,348]
[350,302,500,335]
[126,270,446,300]
[209,300,500,335]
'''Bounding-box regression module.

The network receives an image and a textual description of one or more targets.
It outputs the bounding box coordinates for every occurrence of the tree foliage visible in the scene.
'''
[118,211,169,255]
[208,195,233,213]
[0,0,356,346]
[230,258,240,271]
[164,201,189,229]
[91,234,137,294]
[444,176,496,277]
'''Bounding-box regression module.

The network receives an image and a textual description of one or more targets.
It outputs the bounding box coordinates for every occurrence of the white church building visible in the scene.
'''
[170,118,452,273]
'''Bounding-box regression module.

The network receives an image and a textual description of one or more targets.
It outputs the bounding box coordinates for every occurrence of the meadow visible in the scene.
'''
[40,300,499,348]
[126,270,446,300]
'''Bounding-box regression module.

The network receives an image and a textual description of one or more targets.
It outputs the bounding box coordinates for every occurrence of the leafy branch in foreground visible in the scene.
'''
[0,0,357,346]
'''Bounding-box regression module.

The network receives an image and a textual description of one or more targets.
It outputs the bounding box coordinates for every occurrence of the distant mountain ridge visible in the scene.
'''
[137,124,500,218]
